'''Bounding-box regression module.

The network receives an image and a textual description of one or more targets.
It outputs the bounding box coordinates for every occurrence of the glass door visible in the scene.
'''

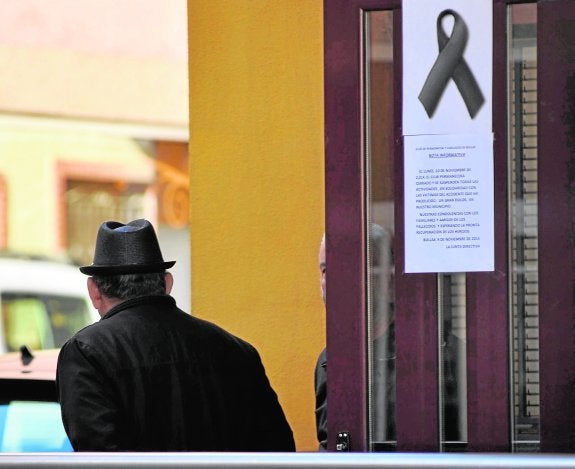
[325,0,575,453]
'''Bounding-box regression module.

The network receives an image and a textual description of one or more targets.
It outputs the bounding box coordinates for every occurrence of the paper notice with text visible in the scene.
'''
[404,133,494,273]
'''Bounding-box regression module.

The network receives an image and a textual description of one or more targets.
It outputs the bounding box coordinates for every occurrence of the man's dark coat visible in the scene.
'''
[314,347,327,451]
[56,295,295,452]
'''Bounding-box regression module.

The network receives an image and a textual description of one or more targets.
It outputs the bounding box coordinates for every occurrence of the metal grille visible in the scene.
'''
[509,42,539,449]
[65,181,147,265]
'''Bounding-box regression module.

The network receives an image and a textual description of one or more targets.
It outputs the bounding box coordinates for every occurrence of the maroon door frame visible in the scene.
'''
[324,0,511,452]
[324,0,370,452]
[538,0,575,453]
[465,0,510,452]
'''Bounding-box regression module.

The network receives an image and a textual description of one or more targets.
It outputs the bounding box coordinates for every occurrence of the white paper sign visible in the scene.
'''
[404,133,494,273]
[403,0,492,136]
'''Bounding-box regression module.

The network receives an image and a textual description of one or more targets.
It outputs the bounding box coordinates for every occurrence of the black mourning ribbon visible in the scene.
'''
[418,9,485,119]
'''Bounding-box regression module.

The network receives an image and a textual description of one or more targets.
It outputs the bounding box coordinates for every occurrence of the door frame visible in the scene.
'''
[324,0,511,452]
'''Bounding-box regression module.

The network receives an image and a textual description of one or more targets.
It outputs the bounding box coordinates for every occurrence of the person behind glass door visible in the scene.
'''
[369,223,461,445]
[370,223,396,443]
[315,225,394,449]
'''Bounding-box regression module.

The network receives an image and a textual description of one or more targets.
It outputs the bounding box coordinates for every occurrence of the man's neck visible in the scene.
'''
[98,296,123,317]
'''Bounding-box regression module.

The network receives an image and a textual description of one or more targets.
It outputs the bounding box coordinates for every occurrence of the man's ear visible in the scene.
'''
[165,272,174,295]
[87,277,104,310]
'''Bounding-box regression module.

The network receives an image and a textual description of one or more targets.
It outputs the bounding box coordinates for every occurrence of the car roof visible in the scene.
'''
[0,257,87,297]
[0,256,99,322]
[0,348,58,381]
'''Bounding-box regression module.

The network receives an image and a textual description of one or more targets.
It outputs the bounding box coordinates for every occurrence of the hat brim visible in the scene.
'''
[79,261,176,276]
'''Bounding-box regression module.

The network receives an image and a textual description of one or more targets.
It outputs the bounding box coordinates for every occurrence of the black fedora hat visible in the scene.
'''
[79,219,176,276]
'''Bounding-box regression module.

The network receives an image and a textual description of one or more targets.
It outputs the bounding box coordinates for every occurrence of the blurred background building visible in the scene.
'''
[0,0,190,309]
[0,0,326,451]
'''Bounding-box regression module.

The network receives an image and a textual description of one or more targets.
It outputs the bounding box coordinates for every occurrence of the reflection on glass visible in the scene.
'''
[508,3,539,452]
[364,10,396,450]
[371,223,395,444]
[439,273,467,451]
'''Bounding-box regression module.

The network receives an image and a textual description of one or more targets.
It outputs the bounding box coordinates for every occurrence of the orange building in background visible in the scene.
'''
[0,0,191,309]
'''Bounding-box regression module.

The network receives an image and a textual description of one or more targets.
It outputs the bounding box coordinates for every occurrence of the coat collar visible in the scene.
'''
[102,295,176,320]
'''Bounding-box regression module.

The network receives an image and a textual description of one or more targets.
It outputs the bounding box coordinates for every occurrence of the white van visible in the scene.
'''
[0,256,99,354]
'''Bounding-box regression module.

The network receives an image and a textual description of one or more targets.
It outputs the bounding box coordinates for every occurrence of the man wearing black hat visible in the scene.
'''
[56,219,295,452]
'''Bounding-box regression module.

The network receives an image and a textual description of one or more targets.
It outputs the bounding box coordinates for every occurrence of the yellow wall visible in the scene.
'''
[188,1,325,451]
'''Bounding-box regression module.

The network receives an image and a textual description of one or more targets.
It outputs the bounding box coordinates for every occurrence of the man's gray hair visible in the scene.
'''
[91,272,167,301]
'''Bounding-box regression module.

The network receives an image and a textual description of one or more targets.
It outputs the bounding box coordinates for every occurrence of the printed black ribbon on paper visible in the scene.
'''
[418,9,485,119]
